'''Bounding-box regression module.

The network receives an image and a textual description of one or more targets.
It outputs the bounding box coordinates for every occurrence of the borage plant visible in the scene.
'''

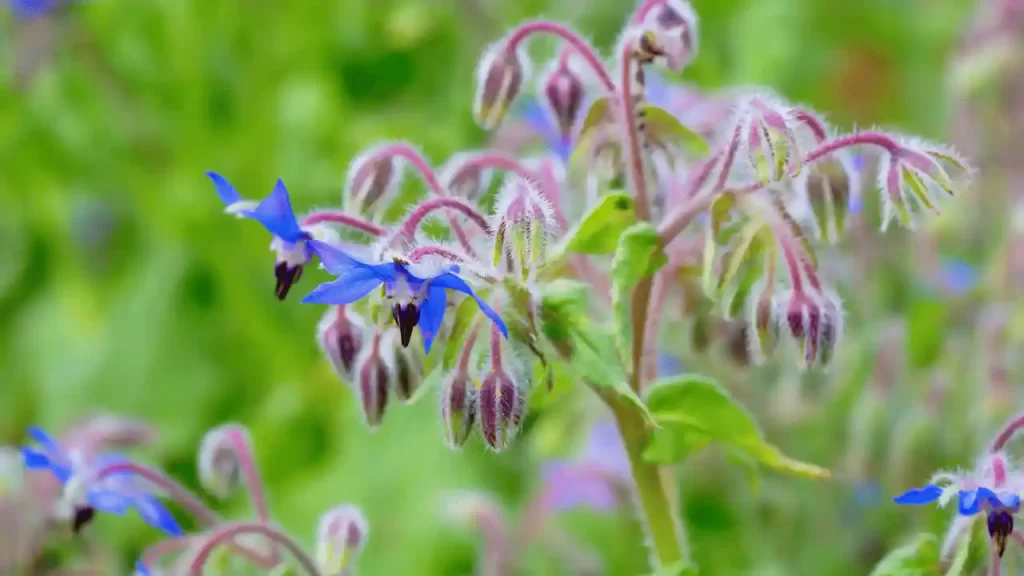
[208,0,970,571]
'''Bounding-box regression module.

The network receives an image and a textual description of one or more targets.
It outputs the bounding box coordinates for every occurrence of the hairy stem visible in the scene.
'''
[503,21,616,94]
[394,197,491,241]
[407,245,466,263]
[631,0,667,24]
[222,426,279,564]
[300,212,386,236]
[185,522,320,576]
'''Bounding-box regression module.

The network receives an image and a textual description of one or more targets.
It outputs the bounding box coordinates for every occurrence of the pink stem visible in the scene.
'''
[140,537,195,572]
[186,522,320,576]
[222,426,280,564]
[780,242,806,294]
[803,132,902,164]
[641,266,672,384]
[459,151,537,181]
[713,119,746,192]
[503,21,616,94]
[793,110,829,142]
[490,324,504,368]
[396,197,491,240]
[631,0,667,24]
[459,324,482,373]
[300,212,386,236]
[408,245,466,263]
[365,142,478,254]
[991,411,1024,452]
[619,42,651,221]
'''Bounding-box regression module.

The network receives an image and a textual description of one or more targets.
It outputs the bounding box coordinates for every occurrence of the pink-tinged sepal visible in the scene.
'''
[474,43,528,130]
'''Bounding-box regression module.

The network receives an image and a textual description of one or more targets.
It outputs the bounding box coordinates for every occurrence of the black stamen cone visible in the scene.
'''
[988,509,1014,558]
[274,262,304,301]
[392,303,420,347]
[72,506,96,534]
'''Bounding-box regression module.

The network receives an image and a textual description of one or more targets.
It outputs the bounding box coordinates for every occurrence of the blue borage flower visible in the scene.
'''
[302,240,508,354]
[21,426,183,536]
[6,0,64,20]
[207,172,314,300]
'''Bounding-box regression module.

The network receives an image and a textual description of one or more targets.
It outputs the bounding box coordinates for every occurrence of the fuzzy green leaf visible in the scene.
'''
[641,104,710,157]
[550,192,637,259]
[611,223,668,364]
[868,534,939,576]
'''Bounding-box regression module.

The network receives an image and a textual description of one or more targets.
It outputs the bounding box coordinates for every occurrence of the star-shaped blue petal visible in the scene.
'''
[206,172,306,244]
[893,484,943,505]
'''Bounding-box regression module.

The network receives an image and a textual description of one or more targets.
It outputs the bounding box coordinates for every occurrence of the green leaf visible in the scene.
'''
[442,297,482,372]
[906,298,947,368]
[642,104,710,156]
[611,223,668,364]
[550,192,636,258]
[868,534,939,576]
[648,561,700,576]
[580,97,611,136]
[643,375,830,479]
[565,322,654,425]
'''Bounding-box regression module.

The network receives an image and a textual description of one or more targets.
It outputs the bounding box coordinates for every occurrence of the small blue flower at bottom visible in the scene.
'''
[21,426,183,537]
[302,240,507,354]
[207,172,313,300]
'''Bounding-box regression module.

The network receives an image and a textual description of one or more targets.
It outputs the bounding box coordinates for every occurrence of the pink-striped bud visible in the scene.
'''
[474,44,527,130]
[388,331,424,403]
[439,153,495,200]
[640,0,699,71]
[440,371,478,449]
[491,176,555,272]
[478,369,525,452]
[317,306,367,379]
[345,149,402,213]
[740,95,802,182]
[354,331,392,428]
[775,288,843,368]
[316,504,368,576]
[541,57,586,138]
[197,424,250,499]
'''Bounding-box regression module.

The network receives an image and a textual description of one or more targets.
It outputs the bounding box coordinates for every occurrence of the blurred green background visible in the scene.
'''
[3,0,1017,574]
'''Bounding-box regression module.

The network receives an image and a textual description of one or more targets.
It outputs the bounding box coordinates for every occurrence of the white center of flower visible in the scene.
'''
[271,237,309,267]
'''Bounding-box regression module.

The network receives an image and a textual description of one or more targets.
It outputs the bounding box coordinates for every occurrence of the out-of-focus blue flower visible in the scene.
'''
[134,560,153,576]
[6,0,64,20]
[938,259,979,296]
[21,426,182,536]
[656,354,684,378]
[207,173,314,300]
[540,421,630,513]
[302,240,507,353]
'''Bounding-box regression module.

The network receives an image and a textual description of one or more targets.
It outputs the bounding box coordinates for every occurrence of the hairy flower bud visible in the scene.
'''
[354,331,391,428]
[541,57,586,138]
[316,504,369,576]
[345,149,402,213]
[474,44,527,130]
[877,138,971,231]
[641,0,699,71]
[739,95,802,183]
[491,176,555,274]
[478,369,525,452]
[797,152,860,245]
[318,306,367,379]
[198,424,249,499]
[388,331,424,403]
[440,370,478,449]
[775,288,843,369]
[440,152,495,200]
[745,281,780,364]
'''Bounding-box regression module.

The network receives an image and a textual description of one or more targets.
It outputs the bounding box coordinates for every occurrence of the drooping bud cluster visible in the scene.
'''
[474,43,528,130]
[197,424,248,499]
[772,288,844,369]
[318,305,367,379]
[632,0,699,72]
[316,504,369,576]
[478,326,526,452]
[876,137,972,231]
[737,95,803,183]
[491,176,555,276]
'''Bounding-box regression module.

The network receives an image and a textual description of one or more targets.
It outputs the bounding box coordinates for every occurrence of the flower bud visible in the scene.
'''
[798,152,859,245]
[440,370,478,449]
[745,282,780,364]
[316,504,369,576]
[491,176,555,274]
[198,424,249,499]
[740,95,802,182]
[354,331,391,428]
[877,138,971,231]
[776,288,843,369]
[440,152,495,200]
[345,149,402,213]
[541,57,585,138]
[474,44,527,130]
[389,333,424,403]
[318,306,367,379]
[641,0,699,71]
[478,369,525,452]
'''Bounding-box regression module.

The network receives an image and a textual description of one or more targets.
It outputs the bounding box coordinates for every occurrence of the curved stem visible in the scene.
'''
[408,245,466,263]
[458,151,538,181]
[186,522,321,576]
[619,43,650,222]
[503,21,616,94]
[395,197,491,240]
[631,0,667,24]
[222,426,279,564]
[793,110,829,142]
[301,212,386,236]
[991,411,1024,452]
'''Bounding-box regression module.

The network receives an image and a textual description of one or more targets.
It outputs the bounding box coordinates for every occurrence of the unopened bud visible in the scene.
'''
[474,44,527,130]
[440,371,478,449]
[878,137,971,231]
[800,152,858,245]
[440,153,494,200]
[345,149,402,213]
[198,424,248,499]
[354,331,391,428]
[643,0,699,71]
[541,58,586,138]
[389,332,424,403]
[316,504,369,576]
[776,288,843,368]
[746,282,780,364]
[742,96,801,182]
[318,306,367,379]
[491,176,555,274]
[478,369,525,452]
